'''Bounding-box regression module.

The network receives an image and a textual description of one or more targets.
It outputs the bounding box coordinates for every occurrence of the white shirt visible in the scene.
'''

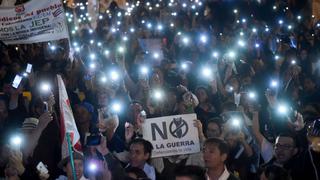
[206,166,230,180]
[261,137,273,163]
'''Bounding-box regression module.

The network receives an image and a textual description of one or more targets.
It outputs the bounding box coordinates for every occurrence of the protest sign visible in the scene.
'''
[0,0,69,44]
[142,113,200,158]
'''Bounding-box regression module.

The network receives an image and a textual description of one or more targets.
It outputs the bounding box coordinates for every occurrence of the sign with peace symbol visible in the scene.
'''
[169,117,188,138]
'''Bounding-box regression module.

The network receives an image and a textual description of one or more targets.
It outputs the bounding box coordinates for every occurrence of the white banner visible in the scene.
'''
[0,0,69,45]
[142,114,200,158]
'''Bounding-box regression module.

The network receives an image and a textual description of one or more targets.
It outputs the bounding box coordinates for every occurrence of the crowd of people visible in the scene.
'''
[0,0,320,179]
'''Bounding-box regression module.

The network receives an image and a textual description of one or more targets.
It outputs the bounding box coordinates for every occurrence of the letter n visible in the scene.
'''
[151,122,167,141]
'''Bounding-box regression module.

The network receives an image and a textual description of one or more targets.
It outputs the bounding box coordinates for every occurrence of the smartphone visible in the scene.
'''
[12,75,23,89]
[85,134,101,146]
[43,102,49,112]
[26,64,32,73]
[36,162,49,174]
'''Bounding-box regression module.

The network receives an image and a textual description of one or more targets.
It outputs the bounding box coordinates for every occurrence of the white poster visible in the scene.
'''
[0,0,69,45]
[142,114,200,158]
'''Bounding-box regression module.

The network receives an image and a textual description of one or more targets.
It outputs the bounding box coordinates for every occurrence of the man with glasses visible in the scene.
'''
[262,133,299,170]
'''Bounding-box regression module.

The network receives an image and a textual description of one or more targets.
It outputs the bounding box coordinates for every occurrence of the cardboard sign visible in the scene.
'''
[0,0,69,44]
[142,114,200,158]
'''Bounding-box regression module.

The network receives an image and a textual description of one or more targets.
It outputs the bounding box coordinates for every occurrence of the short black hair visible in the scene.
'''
[125,167,150,180]
[277,133,297,147]
[129,138,154,155]
[174,165,206,180]
[204,138,229,155]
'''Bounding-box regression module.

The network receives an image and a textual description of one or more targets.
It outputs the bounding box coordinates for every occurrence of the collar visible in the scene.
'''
[206,166,230,180]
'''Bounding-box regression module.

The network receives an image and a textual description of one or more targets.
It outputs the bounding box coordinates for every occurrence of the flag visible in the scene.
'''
[57,75,81,158]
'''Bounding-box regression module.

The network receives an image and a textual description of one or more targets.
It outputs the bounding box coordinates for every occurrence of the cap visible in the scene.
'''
[21,118,39,130]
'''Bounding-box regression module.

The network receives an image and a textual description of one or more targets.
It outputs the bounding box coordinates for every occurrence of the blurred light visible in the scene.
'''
[153,89,164,100]
[181,62,188,70]
[278,20,283,25]
[233,9,238,14]
[200,35,207,43]
[248,91,256,99]
[291,60,296,65]
[275,55,280,60]
[130,28,135,33]
[111,102,122,113]
[157,24,163,31]
[90,53,96,60]
[88,162,97,172]
[140,66,149,75]
[153,52,159,59]
[242,18,246,23]
[101,76,107,83]
[104,50,110,56]
[110,70,120,81]
[288,25,293,30]
[231,118,240,127]
[89,63,96,69]
[50,45,56,51]
[118,46,125,53]
[278,104,288,114]
[238,39,246,47]
[182,36,189,45]
[212,51,219,58]
[10,135,22,147]
[297,15,302,20]
[228,51,236,59]
[252,28,257,33]
[255,43,260,48]
[40,82,51,93]
[202,67,212,78]
[271,80,278,87]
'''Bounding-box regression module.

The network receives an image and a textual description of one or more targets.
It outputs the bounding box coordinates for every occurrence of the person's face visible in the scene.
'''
[65,159,83,180]
[224,132,238,148]
[308,137,320,153]
[97,90,109,107]
[129,143,149,168]
[196,89,208,103]
[274,137,297,164]
[206,122,221,138]
[203,143,226,169]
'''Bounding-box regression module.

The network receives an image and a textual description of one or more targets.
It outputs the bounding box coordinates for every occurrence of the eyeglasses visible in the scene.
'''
[274,144,294,150]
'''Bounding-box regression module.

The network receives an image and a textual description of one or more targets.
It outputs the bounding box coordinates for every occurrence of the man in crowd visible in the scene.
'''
[126,138,156,180]
[203,138,239,180]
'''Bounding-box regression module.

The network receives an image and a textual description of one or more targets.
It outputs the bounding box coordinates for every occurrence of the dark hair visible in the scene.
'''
[204,138,229,155]
[125,167,150,180]
[277,133,297,147]
[207,118,222,135]
[261,165,291,180]
[174,165,206,180]
[129,138,154,156]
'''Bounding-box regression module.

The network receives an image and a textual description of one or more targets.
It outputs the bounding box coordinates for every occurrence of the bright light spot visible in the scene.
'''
[181,62,188,70]
[255,43,260,48]
[41,83,51,92]
[252,28,257,33]
[228,51,236,59]
[90,53,96,60]
[101,76,107,83]
[140,66,149,75]
[212,51,219,58]
[111,102,122,113]
[200,35,207,43]
[153,90,164,100]
[297,15,301,20]
[275,55,280,60]
[233,9,238,14]
[50,45,56,51]
[242,18,246,23]
[182,37,189,44]
[104,50,110,56]
[248,92,256,99]
[110,70,120,81]
[231,118,240,127]
[153,52,159,59]
[118,46,125,53]
[10,135,22,147]
[202,67,212,78]
[278,104,288,114]
[89,163,97,172]
[271,80,278,87]
[89,63,96,69]
[278,20,283,25]
[291,60,296,65]
[238,39,246,47]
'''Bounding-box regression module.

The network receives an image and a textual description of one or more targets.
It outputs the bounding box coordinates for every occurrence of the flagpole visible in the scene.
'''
[66,132,77,180]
